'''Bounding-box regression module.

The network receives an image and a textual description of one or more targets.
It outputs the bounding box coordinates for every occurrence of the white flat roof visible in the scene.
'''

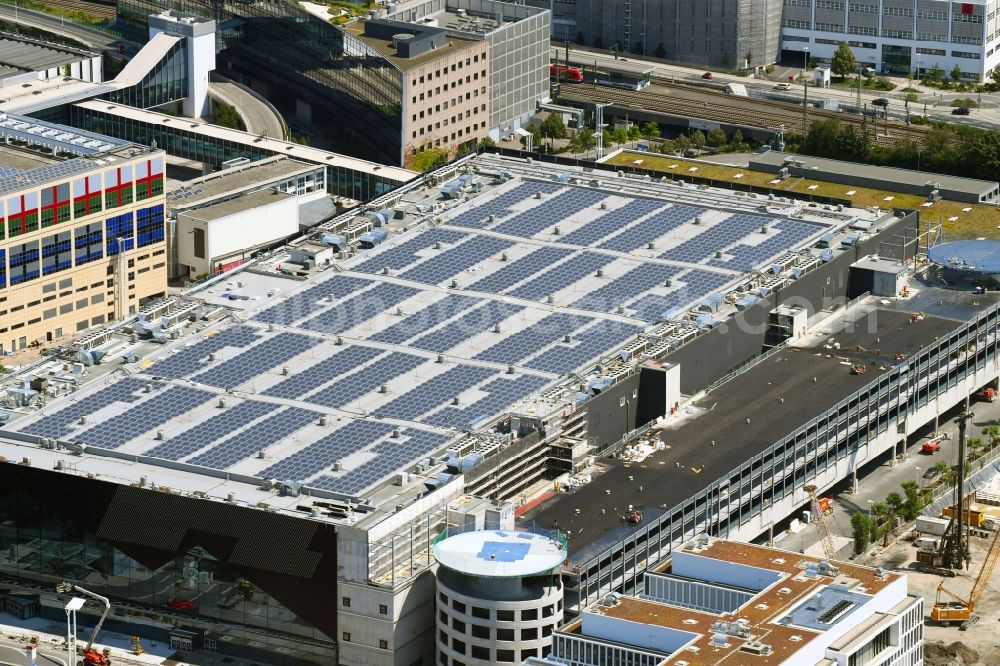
[433,529,566,577]
[73,99,416,183]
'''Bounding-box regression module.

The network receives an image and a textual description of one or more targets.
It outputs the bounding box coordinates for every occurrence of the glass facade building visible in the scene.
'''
[106,37,189,109]
[116,0,404,164]
[0,466,339,665]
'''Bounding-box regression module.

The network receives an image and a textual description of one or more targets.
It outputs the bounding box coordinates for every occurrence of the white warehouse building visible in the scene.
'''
[780,0,1000,81]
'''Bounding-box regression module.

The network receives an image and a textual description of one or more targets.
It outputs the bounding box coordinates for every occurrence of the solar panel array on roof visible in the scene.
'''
[373,365,496,421]
[263,345,385,400]
[351,228,468,274]
[490,188,608,238]
[254,276,370,326]
[145,400,278,461]
[423,374,551,428]
[151,326,261,378]
[408,302,524,353]
[525,321,645,374]
[398,235,513,285]
[559,197,665,247]
[507,251,613,301]
[300,282,420,335]
[572,263,683,312]
[367,294,479,344]
[191,332,315,390]
[187,406,320,470]
[464,246,574,294]
[307,352,426,409]
[21,378,153,439]
[446,181,560,229]
[72,385,214,449]
[599,203,702,253]
[474,312,592,365]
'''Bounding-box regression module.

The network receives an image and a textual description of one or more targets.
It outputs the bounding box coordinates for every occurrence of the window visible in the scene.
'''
[74,222,103,266]
[342,632,351,641]
[883,29,913,39]
[521,627,537,640]
[41,231,72,276]
[471,607,489,619]
[916,33,947,42]
[451,618,465,632]
[918,10,947,20]
[816,0,842,9]
[106,212,134,256]
[452,639,466,654]
[379,604,388,615]
[496,628,515,641]
[849,3,876,12]
[379,640,388,649]
[193,227,205,260]
[952,50,981,59]
[543,605,554,617]
[496,610,515,621]
[136,204,164,248]
[6,192,39,238]
[496,650,514,662]
[849,25,878,36]
[452,600,466,613]
[40,183,71,228]
[815,22,844,32]
[883,6,911,17]
[341,596,351,607]
[471,625,489,639]
[471,646,489,660]
[8,241,39,286]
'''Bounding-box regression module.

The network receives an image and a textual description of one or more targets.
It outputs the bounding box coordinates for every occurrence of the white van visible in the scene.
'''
[774,82,792,90]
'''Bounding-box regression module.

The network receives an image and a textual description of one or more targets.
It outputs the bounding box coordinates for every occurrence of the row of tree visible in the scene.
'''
[790,117,1000,183]
[830,40,995,85]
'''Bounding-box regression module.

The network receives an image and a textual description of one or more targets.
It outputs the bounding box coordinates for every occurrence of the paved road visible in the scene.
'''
[0,639,66,666]
[789,394,1000,555]
[208,75,286,139]
[0,4,129,53]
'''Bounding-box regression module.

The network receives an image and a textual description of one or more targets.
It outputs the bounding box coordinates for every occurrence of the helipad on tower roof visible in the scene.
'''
[433,529,567,577]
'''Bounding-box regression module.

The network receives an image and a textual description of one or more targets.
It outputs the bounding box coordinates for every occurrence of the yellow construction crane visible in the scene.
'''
[931,522,1000,627]
[805,485,836,559]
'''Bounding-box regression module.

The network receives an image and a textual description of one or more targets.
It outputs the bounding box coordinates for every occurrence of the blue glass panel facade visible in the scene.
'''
[106,212,135,256]
[136,203,165,248]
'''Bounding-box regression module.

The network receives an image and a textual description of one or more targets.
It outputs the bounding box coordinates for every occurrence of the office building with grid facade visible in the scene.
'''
[0,115,166,353]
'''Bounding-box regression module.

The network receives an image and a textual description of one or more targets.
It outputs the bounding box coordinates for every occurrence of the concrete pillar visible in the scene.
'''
[850,469,858,494]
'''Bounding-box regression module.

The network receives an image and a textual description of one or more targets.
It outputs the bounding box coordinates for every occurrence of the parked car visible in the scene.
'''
[774,82,792,90]
[701,72,714,80]
[871,98,889,108]
[952,106,971,115]
[923,467,942,482]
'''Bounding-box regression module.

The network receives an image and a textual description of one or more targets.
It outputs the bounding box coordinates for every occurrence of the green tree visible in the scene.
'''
[851,512,872,554]
[730,129,745,149]
[478,136,495,148]
[569,127,597,153]
[934,460,951,474]
[927,63,944,82]
[520,124,543,151]
[830,41,857,79]
[674,134,691,154]
[413,148,448,172]
[968,437,984,458]
[212,102,243,130]
[982,423,1000,447]
[707,127,728,148]
[540,113,567,147]
[641,122,661,142]
[691,130,706,151]
[885,492,904,517]
[990,64,1000,85]
[900,480,923,520]
[658,138,677,155]
[606,126,629,147]
[61,63,72,77]
[951,64,964,82]
[626,123,643,145]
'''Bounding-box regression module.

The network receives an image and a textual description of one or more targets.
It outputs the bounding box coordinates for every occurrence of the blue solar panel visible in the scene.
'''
[300,282,420,335]
[409,302,523,353]
[398,235,513,285]
[145,400,278,461]
[658,213,765,264]
[151,326,261,378]
[351,228,469,274]
[628,269,734,321]
[306,352,426,409]
[20,378,153,439]
[367,294,480,345]
[446,182,562,229]
[705,218,826,271]
[72,385,214,449]
[490,188,608,238]
[254,276,371,326]
[560,198,665,247]
[525,321,645,373]
[464,247,574,294]
[187,406,320,470]
[423,374,551,428]
[600,204,703,253]
[260,420,396,481]
[373,365,496,421]
[263,345,385,399]
[572,263,682,311]
[508,251,612,301]
[474,313,592,365]
[191,332,316,390]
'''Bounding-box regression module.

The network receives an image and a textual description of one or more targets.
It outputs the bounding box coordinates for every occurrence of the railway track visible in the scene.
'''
[560,82,928,147]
